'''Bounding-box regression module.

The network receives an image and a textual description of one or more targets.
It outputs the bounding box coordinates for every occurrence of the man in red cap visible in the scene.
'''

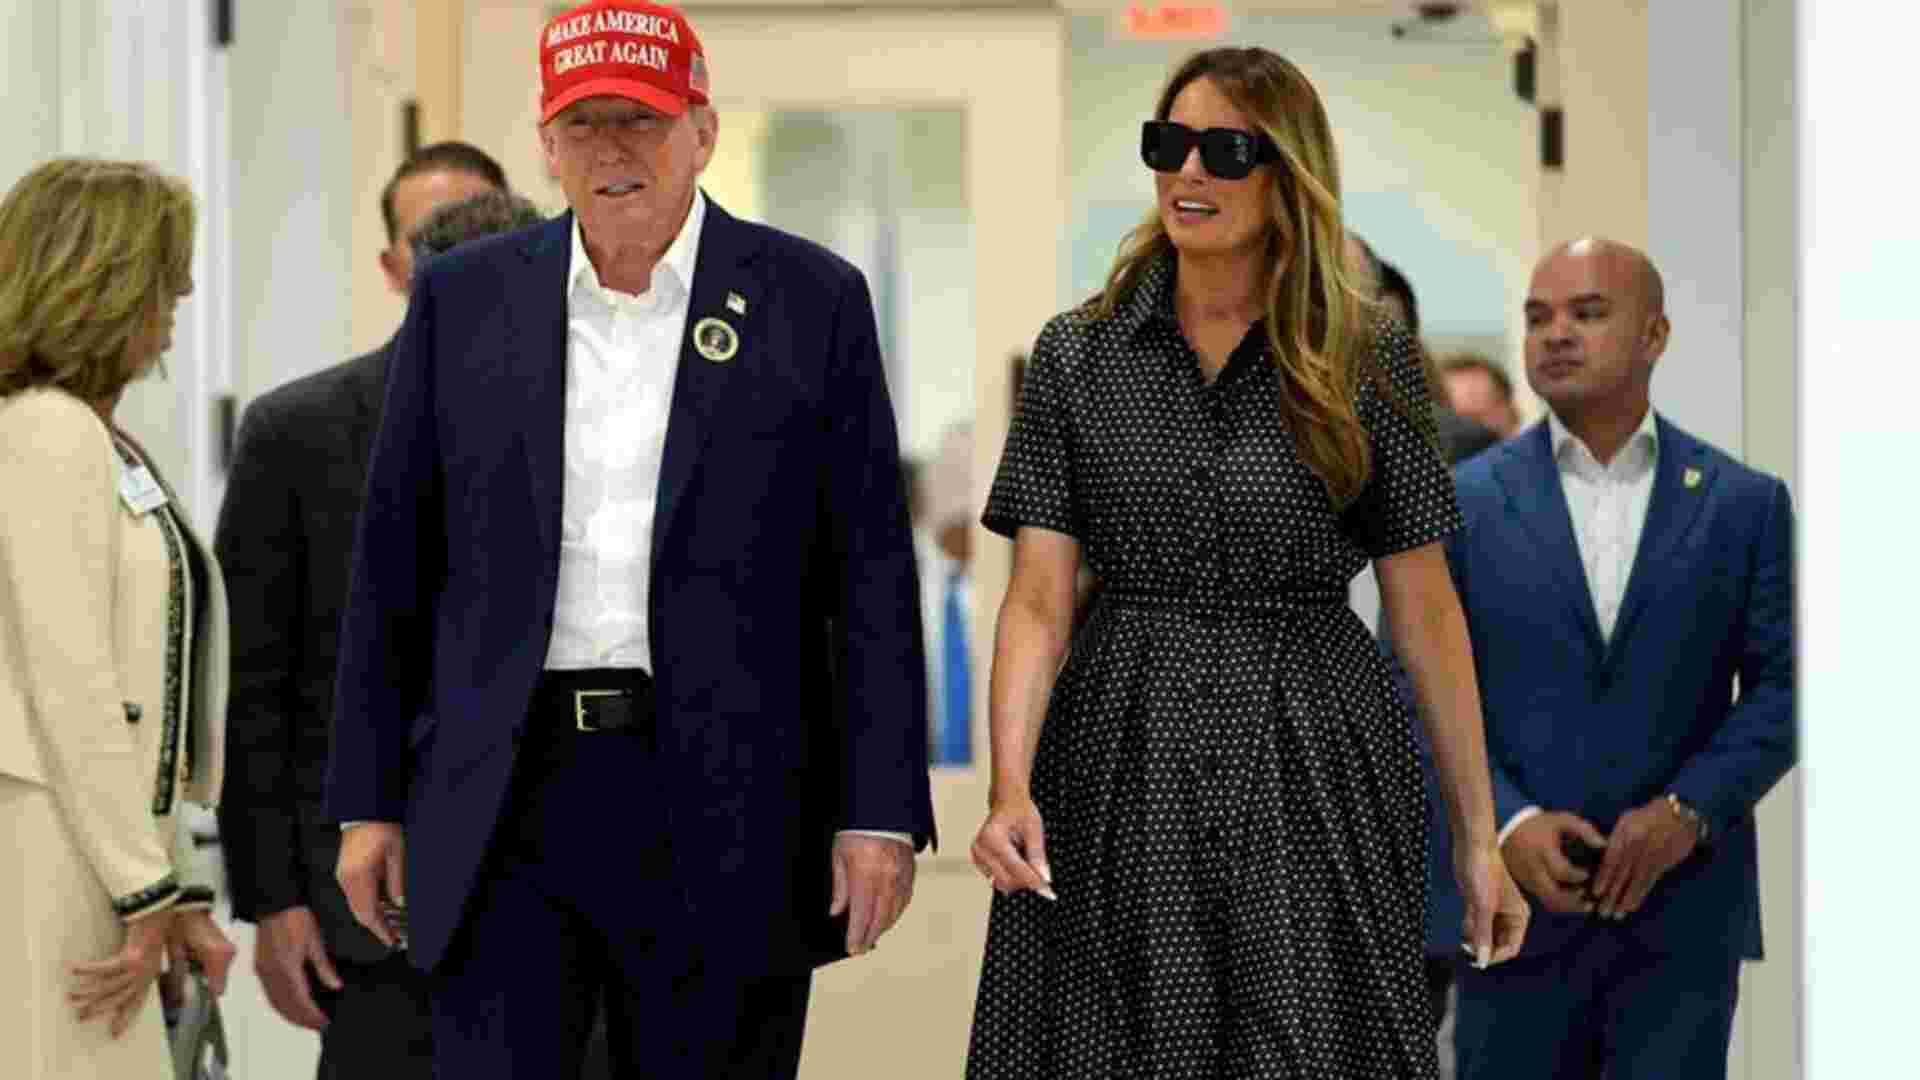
[327,3,935,1076]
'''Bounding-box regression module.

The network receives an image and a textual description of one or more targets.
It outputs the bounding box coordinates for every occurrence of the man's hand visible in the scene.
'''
[829,835,916,957]
[1500,812,1609,915]
[166,908,238,997]
[255,906,344,1030]
[1590,798,1700,920]
[335,823,406,949]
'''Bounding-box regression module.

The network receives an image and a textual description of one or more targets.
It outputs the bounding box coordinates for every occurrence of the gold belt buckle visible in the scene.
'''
[573,689,624,732]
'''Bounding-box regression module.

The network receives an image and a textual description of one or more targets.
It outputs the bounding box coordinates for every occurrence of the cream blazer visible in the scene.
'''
[0,387,227,915]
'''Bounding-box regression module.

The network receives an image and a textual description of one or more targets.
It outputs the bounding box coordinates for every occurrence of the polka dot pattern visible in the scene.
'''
[968,254,1461,1079]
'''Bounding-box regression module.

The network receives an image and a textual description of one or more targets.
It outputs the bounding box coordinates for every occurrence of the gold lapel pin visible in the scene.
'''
[1683,467,1702,489]
[726,291,747,315]
[692,316,740,363]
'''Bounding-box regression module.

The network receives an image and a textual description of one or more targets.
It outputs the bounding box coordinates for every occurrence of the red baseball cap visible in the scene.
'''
[538,0,709,124]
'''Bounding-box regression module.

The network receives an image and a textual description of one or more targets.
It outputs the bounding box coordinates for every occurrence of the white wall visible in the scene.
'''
[1800,0,1920,1074]
[228,0,354,408]
[0,0,228,535]
[346,0,422,357]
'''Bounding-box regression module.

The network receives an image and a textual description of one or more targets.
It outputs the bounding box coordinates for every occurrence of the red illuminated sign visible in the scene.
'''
[1119,4,1231,40]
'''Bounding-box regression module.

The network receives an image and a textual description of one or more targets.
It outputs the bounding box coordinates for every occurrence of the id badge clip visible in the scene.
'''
[119,462,169,516]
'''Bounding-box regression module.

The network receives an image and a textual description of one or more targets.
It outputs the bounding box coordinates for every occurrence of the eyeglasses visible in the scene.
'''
[1140,121,1282,181]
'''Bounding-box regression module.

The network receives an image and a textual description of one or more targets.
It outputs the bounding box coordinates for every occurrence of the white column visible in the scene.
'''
[1647,0,1743,453]
[1801,1,1920,1075]
[1734,0,1802,1074]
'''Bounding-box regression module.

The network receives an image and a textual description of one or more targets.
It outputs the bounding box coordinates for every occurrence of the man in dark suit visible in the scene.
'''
[328,4,935,1078]
[213,144,512,1078]
[1440,238,1795,1078]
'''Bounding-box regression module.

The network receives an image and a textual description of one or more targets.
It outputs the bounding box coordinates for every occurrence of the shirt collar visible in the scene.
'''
[567,188,707,304]
[1103,247,1177,340]
[1548,405,1659,469]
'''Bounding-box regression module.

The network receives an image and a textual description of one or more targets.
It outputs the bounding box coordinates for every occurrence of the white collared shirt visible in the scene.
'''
[543,192,706,672]
[1548,407,1660,643]
[1499,406,1659,845]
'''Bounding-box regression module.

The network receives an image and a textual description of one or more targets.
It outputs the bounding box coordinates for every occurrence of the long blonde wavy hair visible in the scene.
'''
[0,158,196,403]
[1091,48,1386,510]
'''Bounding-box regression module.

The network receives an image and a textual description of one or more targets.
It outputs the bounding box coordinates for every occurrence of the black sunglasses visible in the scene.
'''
[1140,121,1282,181]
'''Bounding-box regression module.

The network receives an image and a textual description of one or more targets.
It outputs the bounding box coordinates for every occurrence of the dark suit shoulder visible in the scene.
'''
[1435,408,1501,465]
[1451,429,1519,492]
[1657,418,1786,495]
[242,351,380,432]
[415,217,554,295]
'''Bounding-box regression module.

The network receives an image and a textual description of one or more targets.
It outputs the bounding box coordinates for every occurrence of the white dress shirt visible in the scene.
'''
[548,194,909,847]
[1498,408,1659,845]
[544,192,705,672]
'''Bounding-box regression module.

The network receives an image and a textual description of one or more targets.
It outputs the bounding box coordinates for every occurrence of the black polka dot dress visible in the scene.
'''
[966,254,1460,1079]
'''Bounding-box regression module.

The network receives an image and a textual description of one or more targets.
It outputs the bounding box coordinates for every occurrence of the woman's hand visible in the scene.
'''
[70,908,176,1037]
[971,794,1057,901]
[167,908,238,996]
[1455,841,1529,968]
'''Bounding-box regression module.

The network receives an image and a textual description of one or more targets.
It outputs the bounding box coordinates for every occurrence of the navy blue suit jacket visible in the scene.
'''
[326,201,936,974]
[1404,417,1795,962]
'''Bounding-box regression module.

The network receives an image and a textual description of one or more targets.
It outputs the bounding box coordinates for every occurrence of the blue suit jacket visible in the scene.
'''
[1390,417,1794,962]
[326,201,936,973]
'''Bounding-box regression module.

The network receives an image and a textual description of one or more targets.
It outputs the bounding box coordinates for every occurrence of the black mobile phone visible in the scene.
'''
[1560,834,1604,874]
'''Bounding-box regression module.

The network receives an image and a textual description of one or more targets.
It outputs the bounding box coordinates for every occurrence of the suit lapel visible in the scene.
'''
[511,215,575,568]
[650,197,761,572]
[1494,422,1606,658]
[1606,417,1714,662]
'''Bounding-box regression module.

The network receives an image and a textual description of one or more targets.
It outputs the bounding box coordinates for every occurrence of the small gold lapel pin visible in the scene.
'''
[692,316,740,363]
[1683,467,1702,489]
[725,291,747,315]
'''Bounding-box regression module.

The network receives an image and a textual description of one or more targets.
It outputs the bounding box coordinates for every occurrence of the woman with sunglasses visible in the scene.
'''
[966,48,1527,1077]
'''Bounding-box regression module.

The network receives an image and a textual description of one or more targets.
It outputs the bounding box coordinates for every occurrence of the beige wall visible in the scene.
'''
[347,0,419,357]
[1523,0,1651,428]
[1539,0,1649,249]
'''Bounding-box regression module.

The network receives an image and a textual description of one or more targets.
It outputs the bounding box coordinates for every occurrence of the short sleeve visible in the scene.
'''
[1341,325,1464,558]
[982,317,1081,540]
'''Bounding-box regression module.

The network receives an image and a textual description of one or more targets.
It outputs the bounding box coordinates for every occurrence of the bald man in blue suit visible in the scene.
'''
[1403,238,1794,1080]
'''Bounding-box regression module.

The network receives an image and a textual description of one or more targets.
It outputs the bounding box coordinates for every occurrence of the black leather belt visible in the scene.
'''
[532,669,655,733]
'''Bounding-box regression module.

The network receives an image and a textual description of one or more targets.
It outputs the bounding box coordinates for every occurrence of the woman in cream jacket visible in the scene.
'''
[0,158,234,1078]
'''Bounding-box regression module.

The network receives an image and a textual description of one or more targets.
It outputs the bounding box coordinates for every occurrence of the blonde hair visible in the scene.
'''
[1089,48,1388,509]
[0,158,196,402]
